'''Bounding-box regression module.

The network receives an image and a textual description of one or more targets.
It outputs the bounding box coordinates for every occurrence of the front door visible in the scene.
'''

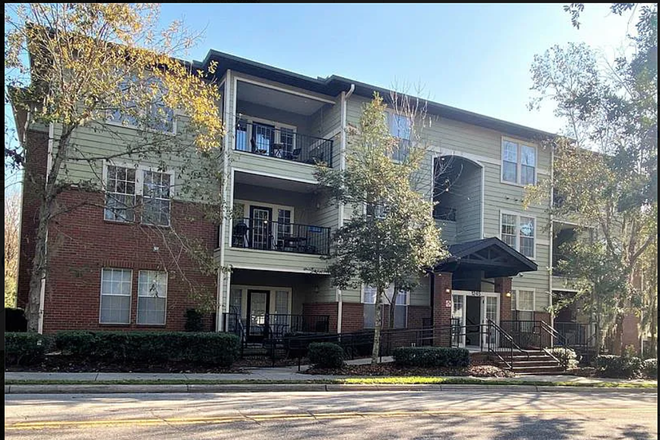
[246,290,270,343]
[465,296,481,346]
[249,206,272,250]
[481,296,499,347]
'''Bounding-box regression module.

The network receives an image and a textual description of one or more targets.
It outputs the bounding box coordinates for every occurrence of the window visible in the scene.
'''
[501,139,536,185]
[280,127,295,155]
[274,290,290,315]
[100,268,132,324]
[103,163,173,227]
[363,285,408,329]
[137,271,167,325]
[386,112,412,162]
[229,288,243,317]
[500,212,536,258]
[516,289,535,311]
[142,171,171,226]
[105,165,136,223]
[107,77,175,134]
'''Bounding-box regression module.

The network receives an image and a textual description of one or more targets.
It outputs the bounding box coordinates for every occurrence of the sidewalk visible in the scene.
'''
[5,361,657,394]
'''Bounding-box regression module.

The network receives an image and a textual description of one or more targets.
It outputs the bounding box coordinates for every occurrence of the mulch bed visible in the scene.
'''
[304,361,515,378]
[5,355,244,374]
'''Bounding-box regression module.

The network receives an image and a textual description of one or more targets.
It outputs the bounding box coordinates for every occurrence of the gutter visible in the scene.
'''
[336,84,355,333]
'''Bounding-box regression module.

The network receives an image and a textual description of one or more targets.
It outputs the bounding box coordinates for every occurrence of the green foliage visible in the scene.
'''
[184,309,204,332]
[393,347,470,368]
[546,347,579,369]
[54,331,240,366]
[595,354,643,378]
[642,358,657,379]
[5,332,49,366]
[308,342,345,369]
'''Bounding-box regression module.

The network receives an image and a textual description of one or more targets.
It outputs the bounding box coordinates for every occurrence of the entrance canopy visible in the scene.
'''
[435,237,537,279]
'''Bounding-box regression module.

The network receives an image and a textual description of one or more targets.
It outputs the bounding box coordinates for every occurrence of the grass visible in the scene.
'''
[5,377,657,388]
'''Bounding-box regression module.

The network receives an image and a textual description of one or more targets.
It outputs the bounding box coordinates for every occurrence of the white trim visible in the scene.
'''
[513,288,536,312]
[230,285,294,318]
[499,209,537,260]
[231,166,318,185]
[480,165,485,239]
[551,287,579,293]
[500,136,538,186]
[233,199,295,223]
[229,264,327,274]
[234,75,336,105]
[136,270,168,326]
[99,267,133,325]
[437,148,498,167]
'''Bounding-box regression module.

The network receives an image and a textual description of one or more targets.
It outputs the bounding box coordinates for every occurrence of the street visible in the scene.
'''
[5,390,657,439]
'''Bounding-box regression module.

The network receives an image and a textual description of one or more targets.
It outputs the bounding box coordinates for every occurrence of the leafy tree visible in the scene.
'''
[5,192,21,308]
[526,3,657,354]
[5,4,225,331]
[315,93,447,364]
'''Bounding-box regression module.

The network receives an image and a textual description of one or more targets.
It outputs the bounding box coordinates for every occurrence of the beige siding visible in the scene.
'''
[224,247,328,273]
[410,275,431,307]
[231,151,319,182]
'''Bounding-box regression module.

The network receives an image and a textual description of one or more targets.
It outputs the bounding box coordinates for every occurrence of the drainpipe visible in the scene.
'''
[336,84,355,334]
[549,145,554,337]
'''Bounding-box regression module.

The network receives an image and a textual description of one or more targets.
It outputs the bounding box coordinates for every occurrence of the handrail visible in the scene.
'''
[540,321,569,369]
[232,217,331,256]
[487,319,529,370]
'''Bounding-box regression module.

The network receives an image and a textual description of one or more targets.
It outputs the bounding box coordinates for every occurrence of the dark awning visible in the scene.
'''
[435,237,538,278]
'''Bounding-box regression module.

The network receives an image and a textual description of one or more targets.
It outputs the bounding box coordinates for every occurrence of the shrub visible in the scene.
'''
[308,342,344,369]
[595,354,643,379]
[642,358,657,379]
[54,331,240,367]
[546,347,579,369]
[393,347,470,368]
[184,309,204,332]
[5,308,27,332]
[5,332,48,366]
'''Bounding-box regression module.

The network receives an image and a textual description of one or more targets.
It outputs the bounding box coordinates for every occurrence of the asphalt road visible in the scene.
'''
[5,390,657,439]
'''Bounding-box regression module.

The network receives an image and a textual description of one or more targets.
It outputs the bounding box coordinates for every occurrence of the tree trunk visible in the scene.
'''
[371,285,384,365]
[388,288,399,330]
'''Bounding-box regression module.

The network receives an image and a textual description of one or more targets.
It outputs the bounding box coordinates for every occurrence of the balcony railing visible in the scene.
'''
[433,205,457,221]
[232,217,331,256]
[235,121,333,167]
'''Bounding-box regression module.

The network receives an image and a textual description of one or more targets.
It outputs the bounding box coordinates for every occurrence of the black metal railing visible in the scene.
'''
[500,320,548,350]
[235,122,334,167]
[433,205,457,221]
[553,321,596,347]
[487,319,529,370]
[232,217,331,256]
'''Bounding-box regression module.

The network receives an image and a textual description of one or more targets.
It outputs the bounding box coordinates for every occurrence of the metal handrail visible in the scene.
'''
[540,321,570,369]
[232,217,331,256]
[487,319,529,370]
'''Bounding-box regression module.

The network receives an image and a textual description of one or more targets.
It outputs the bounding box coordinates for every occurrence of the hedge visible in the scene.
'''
[595,354,643,379]
[308,342,344,369]
[546,347,579,370]
[642,358,657,379]
[55,331,240,367]
[393,347,470,368]
[5,332,49,366]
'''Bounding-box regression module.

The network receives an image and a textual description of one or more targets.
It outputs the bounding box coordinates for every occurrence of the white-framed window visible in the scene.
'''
[500,211,536,259]
[233,116,296,156]
[107,76,176,134]
[142,171,172,226]
[385,112,412,162]
[363,284,409,329]
[103,162,174,227]
[137,270,168,325]
[274,290,290,315]
[104,165,137,223]
[515,289,535,311]
[501,138,536,185]
[100,268,132,324]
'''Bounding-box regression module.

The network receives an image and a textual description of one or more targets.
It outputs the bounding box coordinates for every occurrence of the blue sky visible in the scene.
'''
[4,3,640,194]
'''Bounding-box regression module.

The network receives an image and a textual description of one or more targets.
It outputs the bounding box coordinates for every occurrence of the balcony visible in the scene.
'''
[232,217,331,256]
[235,122,334,167]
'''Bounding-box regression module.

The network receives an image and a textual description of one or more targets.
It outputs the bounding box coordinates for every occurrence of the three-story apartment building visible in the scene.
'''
[15,49,559,350]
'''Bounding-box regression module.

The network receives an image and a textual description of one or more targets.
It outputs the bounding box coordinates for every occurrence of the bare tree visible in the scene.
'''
[5,192,21,308]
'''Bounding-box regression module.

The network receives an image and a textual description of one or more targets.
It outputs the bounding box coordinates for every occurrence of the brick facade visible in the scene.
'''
[303,302,339,333]
[408,305,431,329]
[494,277,512,322]
[340,302,364,333]
[433,272,453,345]
[17,129,49,309]
[33,189,217,333]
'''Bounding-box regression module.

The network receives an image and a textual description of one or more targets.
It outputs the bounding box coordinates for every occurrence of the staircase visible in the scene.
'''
[492,350,564,374]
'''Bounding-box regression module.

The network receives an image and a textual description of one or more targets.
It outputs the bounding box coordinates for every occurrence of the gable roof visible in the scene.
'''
[435,237,538,278]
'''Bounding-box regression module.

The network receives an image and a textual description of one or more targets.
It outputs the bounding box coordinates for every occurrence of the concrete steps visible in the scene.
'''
[492,350,565,374]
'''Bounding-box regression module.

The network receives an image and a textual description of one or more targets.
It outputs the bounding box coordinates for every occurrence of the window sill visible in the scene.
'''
[500,178,536,188]
[136,323,167,327]
[99,322,131,326]
[103,219,171,229]
[105,119,177,136]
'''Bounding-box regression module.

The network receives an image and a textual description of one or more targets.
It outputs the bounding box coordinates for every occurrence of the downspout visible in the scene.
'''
[336,83,354,334]
[216,70,232,332]
[549,145,554,337]
[38,122,55,334]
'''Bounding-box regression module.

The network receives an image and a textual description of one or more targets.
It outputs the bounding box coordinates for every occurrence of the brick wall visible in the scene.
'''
[17,129,49,309]
[408,305,431,329]
[39,189,217,333]
[341,302,363,333]
[303,302,338,333]
[433,272,452,346]
[495,277,512,322]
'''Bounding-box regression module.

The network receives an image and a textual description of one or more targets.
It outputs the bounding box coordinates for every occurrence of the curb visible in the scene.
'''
[5,383,657,395]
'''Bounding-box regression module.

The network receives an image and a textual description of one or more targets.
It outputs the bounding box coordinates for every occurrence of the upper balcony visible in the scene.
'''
[230,79,339,181]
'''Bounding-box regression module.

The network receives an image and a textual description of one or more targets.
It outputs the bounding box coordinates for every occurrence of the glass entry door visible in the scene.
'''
[249,206,272,250]
[482,296,499,347]
[247,290,270,342]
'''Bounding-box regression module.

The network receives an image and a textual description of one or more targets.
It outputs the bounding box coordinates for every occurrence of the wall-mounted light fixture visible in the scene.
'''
[314,286,320,294]
[445,288,451,293]
[505,292,512,298]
